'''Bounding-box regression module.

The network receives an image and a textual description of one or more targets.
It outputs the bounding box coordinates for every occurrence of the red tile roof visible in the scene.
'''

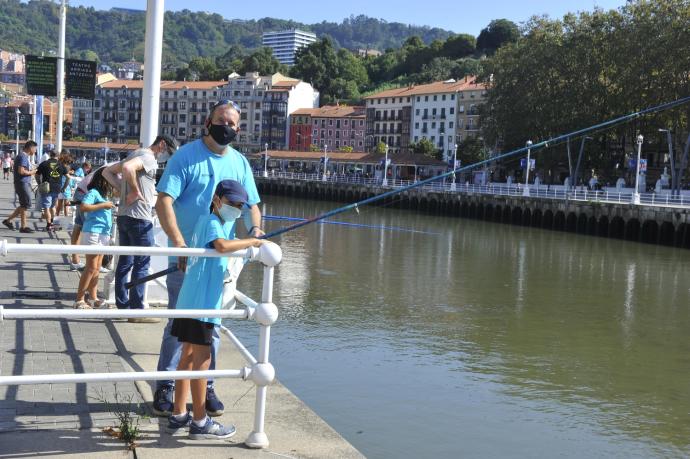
[364,76,488,100]
[292,105,365,118]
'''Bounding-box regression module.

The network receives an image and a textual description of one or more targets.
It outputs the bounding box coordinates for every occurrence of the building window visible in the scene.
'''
[329,119,333,126]
[451,94,456,100]
[415,122,419,129]
[415,109,420,116]
[179,102,186,110]
[416,96,420,102]
[450,107,455,115]
[425,95,429,102]
[433,95,437,101]
[449,122,454,128]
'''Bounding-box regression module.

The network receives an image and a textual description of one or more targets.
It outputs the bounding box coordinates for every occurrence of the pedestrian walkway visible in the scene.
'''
[0,180,363,458]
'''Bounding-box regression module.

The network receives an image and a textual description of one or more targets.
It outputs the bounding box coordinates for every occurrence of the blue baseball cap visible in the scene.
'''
[214,179,248,204]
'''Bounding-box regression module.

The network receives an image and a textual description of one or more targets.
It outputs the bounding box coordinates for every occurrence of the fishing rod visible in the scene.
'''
[125,94,690,289]
[263,215,440,235]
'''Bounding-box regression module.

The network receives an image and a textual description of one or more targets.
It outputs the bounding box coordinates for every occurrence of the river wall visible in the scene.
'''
[256,177,690,248]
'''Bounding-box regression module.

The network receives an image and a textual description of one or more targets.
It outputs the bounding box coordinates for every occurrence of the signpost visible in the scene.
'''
[25,55,58,97]
[65,59,97,100]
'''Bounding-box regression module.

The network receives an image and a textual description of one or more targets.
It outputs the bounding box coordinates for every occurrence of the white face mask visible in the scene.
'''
[219,203,242,222]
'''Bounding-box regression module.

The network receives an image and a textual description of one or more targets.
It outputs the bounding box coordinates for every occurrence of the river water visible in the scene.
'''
[231,195,690,458]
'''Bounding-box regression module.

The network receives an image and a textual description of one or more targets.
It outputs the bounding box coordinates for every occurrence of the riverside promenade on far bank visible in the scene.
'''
[0,179,363,458]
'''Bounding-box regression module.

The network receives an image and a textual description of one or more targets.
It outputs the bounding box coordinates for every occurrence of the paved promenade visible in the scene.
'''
[0,179,362,458]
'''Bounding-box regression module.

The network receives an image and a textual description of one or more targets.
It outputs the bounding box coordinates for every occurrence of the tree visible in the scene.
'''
[338,145,354,152]
[441,34,476,59]
[240,47,286,75]
[375,141,387,154]
[410,138,440,159]
[477,19,520,55]
[186,56,218,80]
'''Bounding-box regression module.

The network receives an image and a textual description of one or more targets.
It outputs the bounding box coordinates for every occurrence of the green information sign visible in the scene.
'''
[25,55,57,97]
[66,58,97,100]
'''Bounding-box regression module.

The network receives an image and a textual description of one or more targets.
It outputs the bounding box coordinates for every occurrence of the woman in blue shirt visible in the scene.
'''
[74,168,115,309]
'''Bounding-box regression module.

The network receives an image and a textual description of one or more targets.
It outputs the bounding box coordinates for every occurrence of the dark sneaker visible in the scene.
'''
[189,417,236,440]
[152,385,174,416]
[2,220,13,230]
[205,387,225,417]
[19,227,34,234]
[166,411,192,434]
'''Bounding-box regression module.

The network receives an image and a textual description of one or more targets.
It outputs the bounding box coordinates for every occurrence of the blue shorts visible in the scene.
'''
[40,191,59,209]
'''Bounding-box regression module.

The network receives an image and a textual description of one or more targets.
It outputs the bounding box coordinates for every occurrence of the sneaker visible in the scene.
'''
[2,220,13,230]
[166,411,192,434]
[152,385,174,417]
[99,266,110,273]
[70,262,85,271]
[19,227,34,234]
[205,387,225,417]
[189,417,236,440]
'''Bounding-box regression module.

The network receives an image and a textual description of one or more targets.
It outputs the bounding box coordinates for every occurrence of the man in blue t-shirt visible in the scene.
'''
[3,141,38,233]
[152,100,265,417]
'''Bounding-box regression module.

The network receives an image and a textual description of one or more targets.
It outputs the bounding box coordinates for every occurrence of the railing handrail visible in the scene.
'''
[257,172,690,208]
[0,241,282,449]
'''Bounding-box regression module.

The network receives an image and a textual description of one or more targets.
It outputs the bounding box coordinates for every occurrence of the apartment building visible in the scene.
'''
[219,72,272,153]
[363,90,413,154]
[364,76,488,159]
[261,79,319,150]
[262,29,317,66]
[289,105,366,151]
[160,80,225,143]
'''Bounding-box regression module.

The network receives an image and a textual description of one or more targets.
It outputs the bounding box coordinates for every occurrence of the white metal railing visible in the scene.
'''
[0,241,282,450]
[258,171,690,208]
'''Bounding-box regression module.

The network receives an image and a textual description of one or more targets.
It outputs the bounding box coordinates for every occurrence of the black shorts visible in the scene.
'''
[3,168,9,173]
[14,182,32,209]
[171,318,214,346]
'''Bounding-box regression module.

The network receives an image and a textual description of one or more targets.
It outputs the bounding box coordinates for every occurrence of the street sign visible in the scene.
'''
[65,59,97,99]
[25,55,57,96]
[639,159,647,172]
[520,158,536,170]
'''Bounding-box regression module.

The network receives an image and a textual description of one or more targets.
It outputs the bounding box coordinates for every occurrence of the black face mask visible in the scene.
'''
[208,124,237,146]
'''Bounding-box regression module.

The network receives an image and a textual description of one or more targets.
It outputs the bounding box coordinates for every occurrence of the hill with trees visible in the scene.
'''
[0,1,454,66]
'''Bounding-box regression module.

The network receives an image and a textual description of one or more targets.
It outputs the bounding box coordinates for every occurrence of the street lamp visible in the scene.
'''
[322,144,328,181]
[450,143,458,191]
[633,134,644,204]
[15,108,20,158]
[382,143,389,186]
[523,140,533,196]
[263,143,268,178]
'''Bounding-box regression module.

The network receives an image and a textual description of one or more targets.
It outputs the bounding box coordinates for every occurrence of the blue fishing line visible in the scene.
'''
[263,215,440,235]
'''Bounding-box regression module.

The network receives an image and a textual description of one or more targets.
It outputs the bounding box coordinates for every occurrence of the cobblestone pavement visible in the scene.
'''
[0,178,146,434]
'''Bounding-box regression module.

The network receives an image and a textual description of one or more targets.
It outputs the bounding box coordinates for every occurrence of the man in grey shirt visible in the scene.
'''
[104,135,177,319]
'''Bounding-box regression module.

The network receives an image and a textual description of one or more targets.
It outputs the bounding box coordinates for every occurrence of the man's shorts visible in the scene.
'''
[40,191,59,209]
[3,167,9,174]
[14,182,32,209]
[80,231,110,246]
[171,318,214,346]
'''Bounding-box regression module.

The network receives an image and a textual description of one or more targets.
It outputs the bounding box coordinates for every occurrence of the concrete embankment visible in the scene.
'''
[0,180,363,458]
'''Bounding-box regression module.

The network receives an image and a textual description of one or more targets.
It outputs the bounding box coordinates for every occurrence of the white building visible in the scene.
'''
[262,29,317,66]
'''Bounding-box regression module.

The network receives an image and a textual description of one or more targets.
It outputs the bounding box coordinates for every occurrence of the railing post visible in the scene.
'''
[245,264,278,449]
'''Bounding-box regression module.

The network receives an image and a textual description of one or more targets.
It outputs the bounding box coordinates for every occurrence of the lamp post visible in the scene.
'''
[450,143,458,191]
[15,108,20,158]
[632,134,644,204]
[322,144,328,181]
[263,143,268,178]
[382,143,389,186]
[523,140,533,196]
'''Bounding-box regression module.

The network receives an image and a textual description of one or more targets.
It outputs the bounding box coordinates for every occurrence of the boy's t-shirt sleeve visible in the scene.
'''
[204,217,226,248]
[156,152,186,199]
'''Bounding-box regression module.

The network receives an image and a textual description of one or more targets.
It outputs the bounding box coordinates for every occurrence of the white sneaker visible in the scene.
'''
[99,266,110,273]
[70,262,85,271]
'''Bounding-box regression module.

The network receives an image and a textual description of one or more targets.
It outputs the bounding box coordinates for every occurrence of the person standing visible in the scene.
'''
[36,150,68,232]
[2,152,12,180]
[69,161,92,270]
[103,135,177,321]
[152,100,264,417]
[3,141,38,233]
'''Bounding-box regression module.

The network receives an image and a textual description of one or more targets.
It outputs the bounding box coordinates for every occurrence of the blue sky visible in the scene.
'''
[65,0,627,35]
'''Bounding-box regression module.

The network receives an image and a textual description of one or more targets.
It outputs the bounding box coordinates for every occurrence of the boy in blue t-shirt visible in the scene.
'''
[167,179,263,439]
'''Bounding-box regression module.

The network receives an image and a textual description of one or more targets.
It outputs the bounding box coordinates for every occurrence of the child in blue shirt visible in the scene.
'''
[167,179,263,440]
[74,168,114,309]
